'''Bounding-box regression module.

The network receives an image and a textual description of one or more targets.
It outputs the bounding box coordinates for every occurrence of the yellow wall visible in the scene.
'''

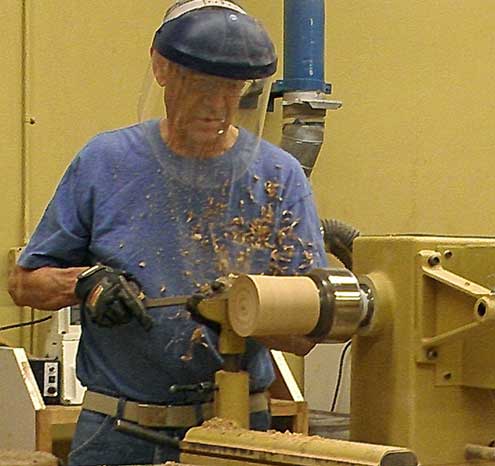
[312,1,495,236]
[2,1,27,346]
[3,1,495,348]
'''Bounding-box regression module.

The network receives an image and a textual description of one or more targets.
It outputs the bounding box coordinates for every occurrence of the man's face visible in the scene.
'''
[153,53,247,155]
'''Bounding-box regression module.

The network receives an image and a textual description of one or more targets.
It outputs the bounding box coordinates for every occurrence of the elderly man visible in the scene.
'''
[8,1,328,464]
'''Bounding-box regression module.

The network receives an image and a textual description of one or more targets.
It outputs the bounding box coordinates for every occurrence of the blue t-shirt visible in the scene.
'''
[19,120,328,403]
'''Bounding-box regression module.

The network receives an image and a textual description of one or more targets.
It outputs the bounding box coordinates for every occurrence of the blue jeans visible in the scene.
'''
[68,408,271,466]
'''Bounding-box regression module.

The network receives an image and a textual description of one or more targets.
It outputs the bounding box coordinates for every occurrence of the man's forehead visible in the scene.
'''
[181,68,246,87]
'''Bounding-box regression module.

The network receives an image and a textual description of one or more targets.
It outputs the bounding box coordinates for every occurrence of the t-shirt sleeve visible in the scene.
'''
[18,152,93,269]
[272,166,328,275]
[284,193,329,273]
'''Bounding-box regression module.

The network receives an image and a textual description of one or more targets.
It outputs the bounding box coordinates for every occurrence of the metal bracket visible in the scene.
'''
[8,247,24,274]
[416,250,495,380]
[283,91,342,111]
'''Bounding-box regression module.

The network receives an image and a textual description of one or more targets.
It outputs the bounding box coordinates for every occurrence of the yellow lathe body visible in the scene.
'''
[352,234,495,466]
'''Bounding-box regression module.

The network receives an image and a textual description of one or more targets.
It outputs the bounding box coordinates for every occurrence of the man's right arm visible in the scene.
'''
[8,265,88,311]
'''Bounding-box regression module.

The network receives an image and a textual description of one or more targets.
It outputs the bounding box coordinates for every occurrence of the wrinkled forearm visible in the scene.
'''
[8,265,88,310]
[256,335,316,357]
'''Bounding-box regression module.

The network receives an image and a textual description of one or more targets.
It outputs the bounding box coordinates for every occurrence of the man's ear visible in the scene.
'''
[151,49,168,87]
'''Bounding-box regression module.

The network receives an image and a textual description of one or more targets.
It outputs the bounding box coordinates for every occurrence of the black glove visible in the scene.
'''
[75,264,153,331]
[186,293,221,334]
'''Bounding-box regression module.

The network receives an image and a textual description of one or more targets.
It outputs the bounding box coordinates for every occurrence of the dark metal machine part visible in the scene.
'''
[144,295,190,308]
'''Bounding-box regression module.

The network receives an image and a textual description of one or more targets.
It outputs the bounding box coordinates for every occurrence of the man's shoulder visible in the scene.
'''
[258,137,302,169]
[254,137,306,182]
[79,122,145,159]
[258,136,293,158]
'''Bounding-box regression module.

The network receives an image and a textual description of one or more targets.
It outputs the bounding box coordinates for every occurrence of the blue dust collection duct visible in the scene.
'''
[273,0,341,178]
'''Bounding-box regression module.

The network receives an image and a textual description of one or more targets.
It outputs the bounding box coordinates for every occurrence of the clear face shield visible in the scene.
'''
[136,53,275,295]
[138,52,272,186]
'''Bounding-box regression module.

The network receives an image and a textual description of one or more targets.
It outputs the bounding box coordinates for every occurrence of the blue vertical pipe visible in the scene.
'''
[283,0,329,93]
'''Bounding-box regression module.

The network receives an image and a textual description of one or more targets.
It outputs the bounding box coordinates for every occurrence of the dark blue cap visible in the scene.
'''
[152,6,277,80]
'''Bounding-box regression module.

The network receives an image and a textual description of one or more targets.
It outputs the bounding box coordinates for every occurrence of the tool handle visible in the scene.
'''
[114,419,180,448]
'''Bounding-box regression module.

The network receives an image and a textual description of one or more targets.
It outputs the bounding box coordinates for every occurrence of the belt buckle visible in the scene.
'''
[137,403,168,427]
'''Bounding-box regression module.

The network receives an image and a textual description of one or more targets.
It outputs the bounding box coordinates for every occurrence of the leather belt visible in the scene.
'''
[82,390,269,428]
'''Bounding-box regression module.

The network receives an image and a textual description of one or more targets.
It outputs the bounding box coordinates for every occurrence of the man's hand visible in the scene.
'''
[75,265,153,331]
[185,293,221,334]
[256,336,317,356]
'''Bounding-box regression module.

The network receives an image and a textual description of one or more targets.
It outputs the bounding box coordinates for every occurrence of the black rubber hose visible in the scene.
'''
[321,218,360,270]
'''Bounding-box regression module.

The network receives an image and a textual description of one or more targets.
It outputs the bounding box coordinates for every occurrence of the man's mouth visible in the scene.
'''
[198,117,224,122]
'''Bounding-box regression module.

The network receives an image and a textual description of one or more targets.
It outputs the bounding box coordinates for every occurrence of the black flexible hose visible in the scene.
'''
[321,218,360,270]
[0,315,52,332]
